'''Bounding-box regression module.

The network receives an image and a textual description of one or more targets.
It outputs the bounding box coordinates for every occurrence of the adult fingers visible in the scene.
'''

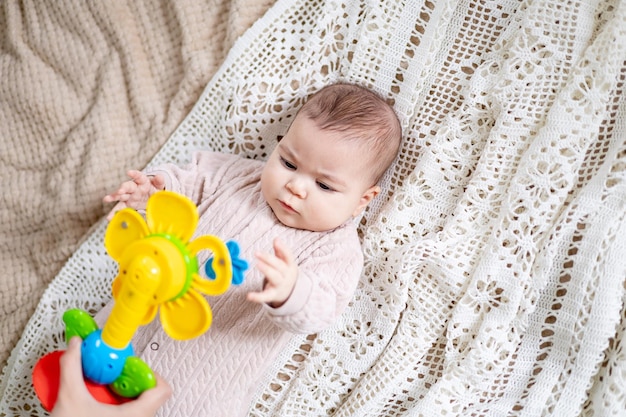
[58,337,89,396]
[120,372,172,417]
[58,336,90,401]
[50,337,90,417]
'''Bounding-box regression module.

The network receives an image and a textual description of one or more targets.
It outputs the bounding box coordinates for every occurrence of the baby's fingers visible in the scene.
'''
[150,174,166,191]
[127,169,148,183]
[272,238,295,265]
[246,286,276,304]
[255,255,284,284]
[103,182,137,203]
[106,201,129,220]
[255,250,284,272]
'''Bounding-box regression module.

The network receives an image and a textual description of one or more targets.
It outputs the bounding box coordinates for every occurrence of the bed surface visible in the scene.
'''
[0,0,275,369]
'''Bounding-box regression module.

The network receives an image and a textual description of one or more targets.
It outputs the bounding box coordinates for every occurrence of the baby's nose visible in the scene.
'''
[286,178,307,198]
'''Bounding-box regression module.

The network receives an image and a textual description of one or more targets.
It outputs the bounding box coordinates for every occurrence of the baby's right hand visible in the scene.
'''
[103,170,165,220]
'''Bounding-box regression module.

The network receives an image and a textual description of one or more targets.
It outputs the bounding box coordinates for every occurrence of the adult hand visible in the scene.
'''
[50,337,171,417]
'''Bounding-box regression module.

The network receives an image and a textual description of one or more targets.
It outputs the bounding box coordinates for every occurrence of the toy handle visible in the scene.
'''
[102,254,161,350]
[187,235,233,295]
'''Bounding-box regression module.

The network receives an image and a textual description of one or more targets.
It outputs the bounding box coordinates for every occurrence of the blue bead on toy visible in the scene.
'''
[81,329,133,385]
[205,240,248,285]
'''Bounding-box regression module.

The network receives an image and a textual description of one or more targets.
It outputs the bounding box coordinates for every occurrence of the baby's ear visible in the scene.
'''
[352,185,381,217]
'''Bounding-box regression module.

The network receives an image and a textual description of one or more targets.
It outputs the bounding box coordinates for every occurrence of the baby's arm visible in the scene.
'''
[103,152,251,220]
[103,170,165,219]
[257,229,364,334]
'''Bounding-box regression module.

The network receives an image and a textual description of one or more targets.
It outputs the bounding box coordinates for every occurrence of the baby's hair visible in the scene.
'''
[297,83,402,184]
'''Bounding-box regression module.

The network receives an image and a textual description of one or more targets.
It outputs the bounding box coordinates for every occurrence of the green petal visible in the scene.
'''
[62,309,99,343]
[110,356,157,398]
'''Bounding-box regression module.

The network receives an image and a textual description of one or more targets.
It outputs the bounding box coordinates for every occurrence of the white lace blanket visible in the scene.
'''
[2,0,625,415]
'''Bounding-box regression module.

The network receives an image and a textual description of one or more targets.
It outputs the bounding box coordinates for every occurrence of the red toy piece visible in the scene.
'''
[33,346,133,410]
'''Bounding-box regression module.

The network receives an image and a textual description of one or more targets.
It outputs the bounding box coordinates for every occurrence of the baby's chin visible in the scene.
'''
[274,212,311,231]
[280,214,347,232]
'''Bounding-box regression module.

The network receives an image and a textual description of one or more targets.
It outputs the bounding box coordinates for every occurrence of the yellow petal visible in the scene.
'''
[104,209,149,261]
[159,291,212,340]
[187,236,232,296]
[191,273,230,297]
[146,191,198,242]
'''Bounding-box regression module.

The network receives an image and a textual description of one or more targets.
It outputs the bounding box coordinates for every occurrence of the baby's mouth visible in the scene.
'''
[279,200,297,213]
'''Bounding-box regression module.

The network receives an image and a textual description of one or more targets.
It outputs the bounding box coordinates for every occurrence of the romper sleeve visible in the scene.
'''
[146,151,262,205]
[264,224,364,334]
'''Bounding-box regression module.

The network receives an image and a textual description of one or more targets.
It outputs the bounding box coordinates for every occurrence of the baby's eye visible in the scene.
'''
[317,182,334,191]
[280,157,296,170]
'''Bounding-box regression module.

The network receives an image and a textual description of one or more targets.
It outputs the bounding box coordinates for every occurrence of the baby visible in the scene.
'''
[95,82,402,416]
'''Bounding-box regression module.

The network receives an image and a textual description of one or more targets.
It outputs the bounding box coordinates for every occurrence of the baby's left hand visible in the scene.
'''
[247,238,297,308]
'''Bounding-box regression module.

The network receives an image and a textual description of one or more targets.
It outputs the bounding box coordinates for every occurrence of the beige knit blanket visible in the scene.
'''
[2,0,626,416]
[0,0,274,369]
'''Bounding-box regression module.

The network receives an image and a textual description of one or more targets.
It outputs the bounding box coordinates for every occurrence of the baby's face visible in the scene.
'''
[261,115,379,232]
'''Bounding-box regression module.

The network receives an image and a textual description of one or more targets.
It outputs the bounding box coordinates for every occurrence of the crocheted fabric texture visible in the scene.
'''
[1,0,625,416]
